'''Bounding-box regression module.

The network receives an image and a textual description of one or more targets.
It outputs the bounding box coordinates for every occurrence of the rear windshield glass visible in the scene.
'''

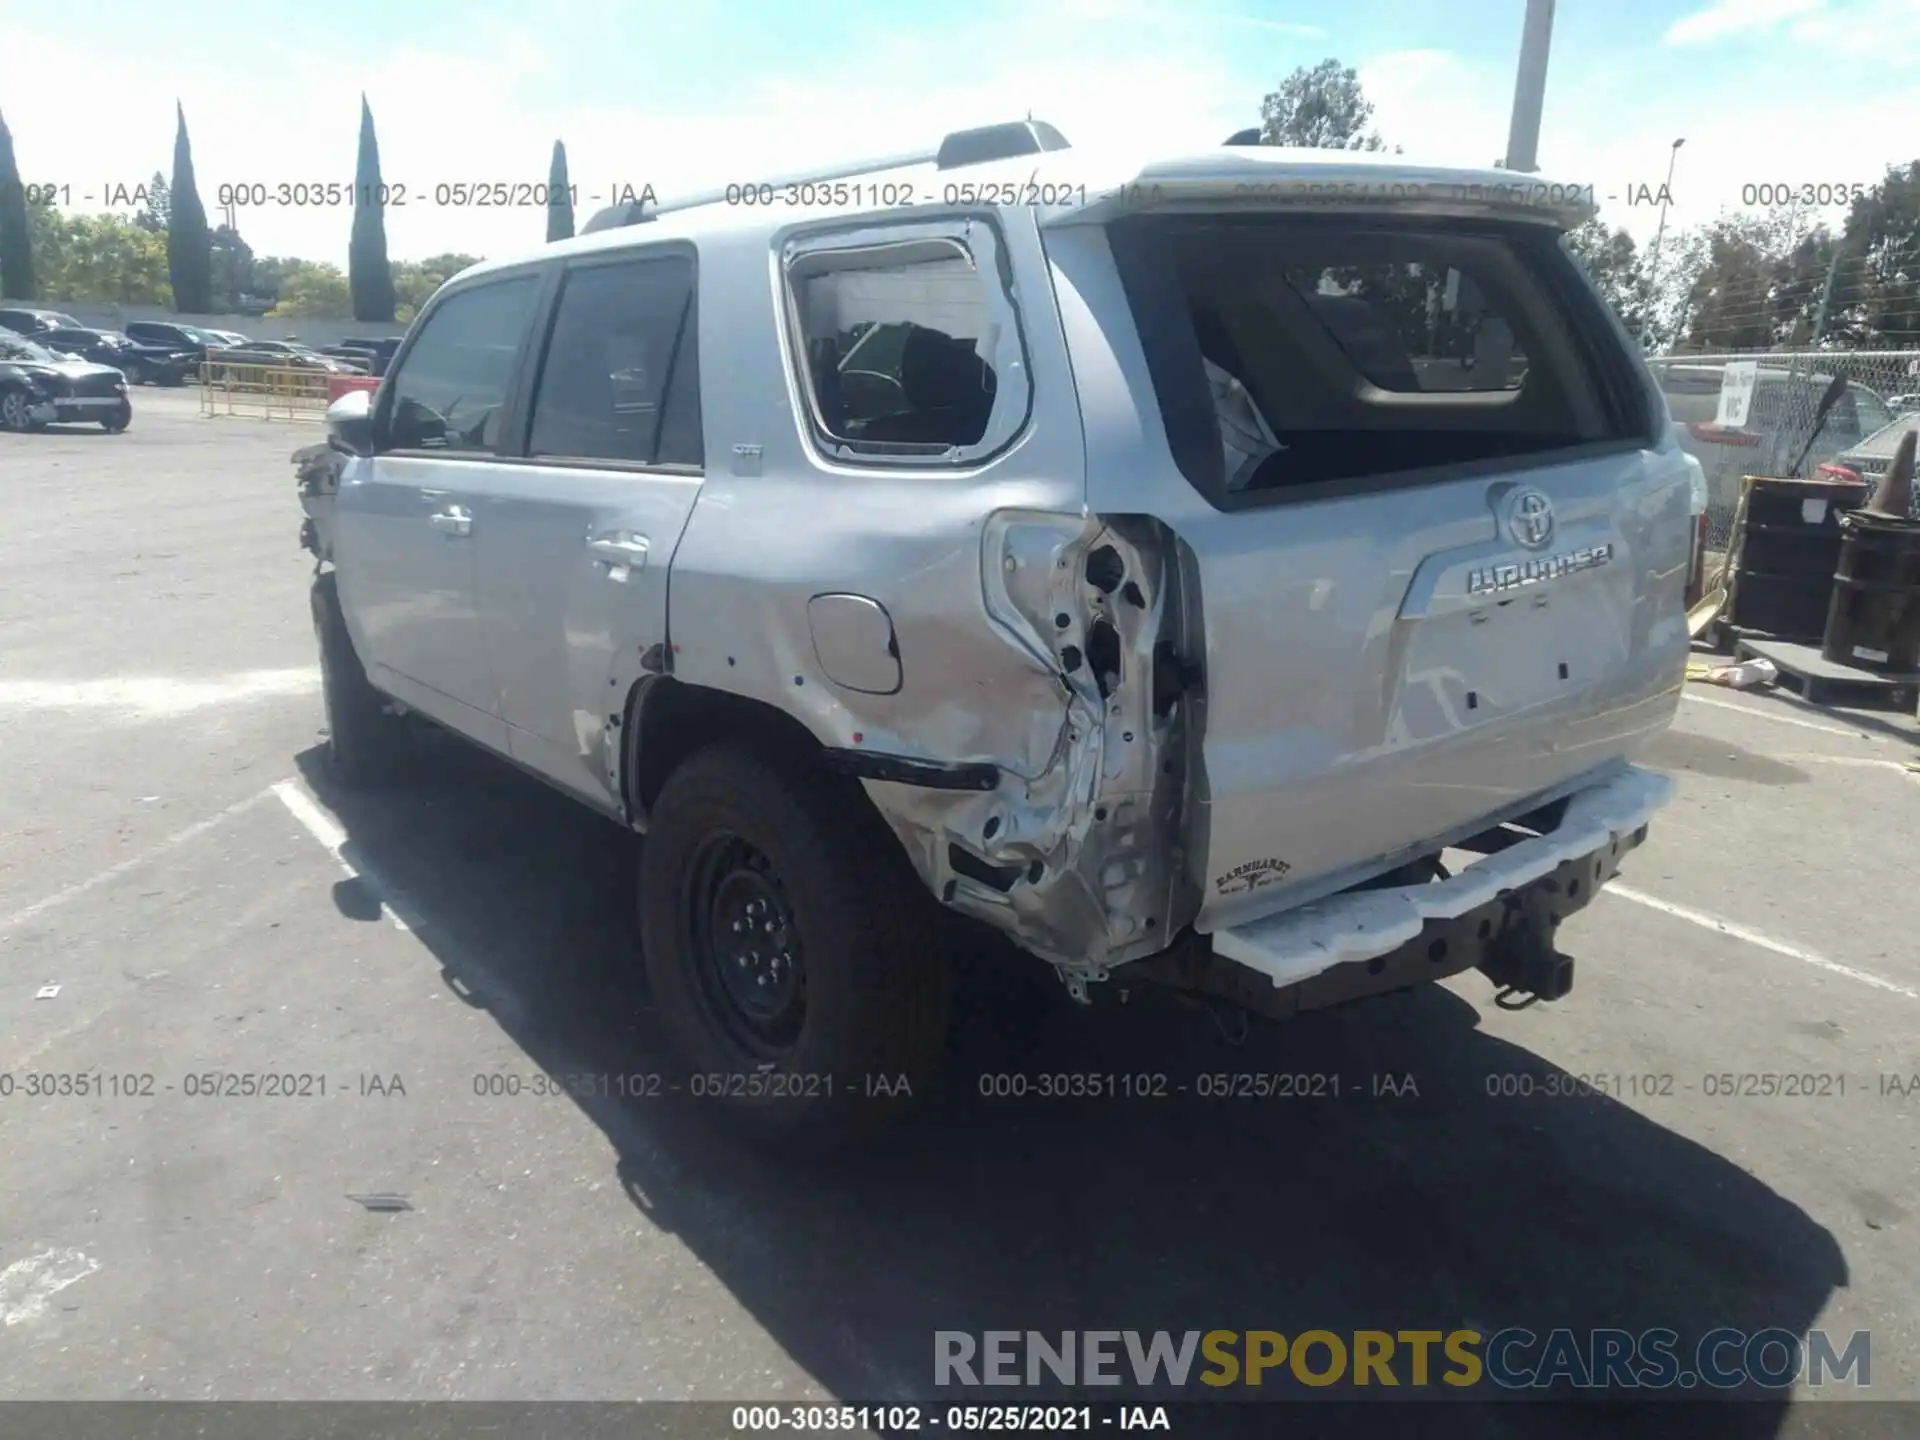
[1105,214,1642,503]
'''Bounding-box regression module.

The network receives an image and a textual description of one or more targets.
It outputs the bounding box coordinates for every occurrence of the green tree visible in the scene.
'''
[53,214,173,304]
[391,252,482,322]
[248,255,299,309]
[1258,60,1390,151]
[349,95,396,322]
[12,208,173,306]
[167,103,213,312]
[209,223,254,312]
[267,260,353,318]
[136,170,171,234]
[1652,208,1834,351]
[0,110,35,300]
[547,139,574,242]
[1563,218,1651,335]
[1833,161,1920,346]
[25,204,67,294]
[414,251,481,278]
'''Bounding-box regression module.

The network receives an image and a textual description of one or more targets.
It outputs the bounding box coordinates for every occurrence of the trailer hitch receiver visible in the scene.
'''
[1478,881,1576,1003]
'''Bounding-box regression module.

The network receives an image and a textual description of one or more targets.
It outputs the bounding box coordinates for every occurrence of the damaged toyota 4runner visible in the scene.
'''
[296,121,1690,1138]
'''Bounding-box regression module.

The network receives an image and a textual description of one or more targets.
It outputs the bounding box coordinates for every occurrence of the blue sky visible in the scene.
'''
[1,0,1916,264]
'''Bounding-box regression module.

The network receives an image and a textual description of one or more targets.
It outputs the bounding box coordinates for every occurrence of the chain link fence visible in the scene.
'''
[1649,348,1920,562]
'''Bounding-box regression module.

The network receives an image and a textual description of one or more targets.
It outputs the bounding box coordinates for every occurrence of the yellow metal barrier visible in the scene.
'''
[198,356,333,421]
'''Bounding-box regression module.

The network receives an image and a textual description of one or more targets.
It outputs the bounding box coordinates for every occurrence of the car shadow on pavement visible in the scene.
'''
[295,735,1849,1439]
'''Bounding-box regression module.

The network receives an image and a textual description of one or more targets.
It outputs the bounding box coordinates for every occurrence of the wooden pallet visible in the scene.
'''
[1734,637,1920,711]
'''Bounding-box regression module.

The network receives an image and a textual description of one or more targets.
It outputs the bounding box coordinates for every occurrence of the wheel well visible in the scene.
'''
[622,678,827,824]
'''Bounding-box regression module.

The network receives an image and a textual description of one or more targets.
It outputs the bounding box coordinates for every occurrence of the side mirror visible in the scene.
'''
[326,388,376,457]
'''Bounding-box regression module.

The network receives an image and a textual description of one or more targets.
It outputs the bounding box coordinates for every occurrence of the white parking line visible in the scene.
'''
[1680,690,1885,740]
[271,781,411,932]
[0,669,320,720]
[1605,884,1919,1001]
[0,1248,101,1327]
[268,780,533,1031]
[0,787,277,937]
[1777,753,1920,784]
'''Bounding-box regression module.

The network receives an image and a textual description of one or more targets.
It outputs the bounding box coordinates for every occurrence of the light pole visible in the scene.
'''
[1642,138,1685,346]
[1644,137,1685,291]
[1503,0,1557,173]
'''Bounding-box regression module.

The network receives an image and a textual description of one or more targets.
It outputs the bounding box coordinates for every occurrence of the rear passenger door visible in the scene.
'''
[332,273,540,750]
[471,247,704,812]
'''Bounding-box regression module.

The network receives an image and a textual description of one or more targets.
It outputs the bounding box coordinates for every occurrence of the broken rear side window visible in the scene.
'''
[785,224,1030,464]
[1105,214,1645,504]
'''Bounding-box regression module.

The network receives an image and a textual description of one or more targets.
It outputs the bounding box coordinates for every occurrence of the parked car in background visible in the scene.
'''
[0,335,132,431]
[240,339,365,373]
[0,306,87,338]
[332,335,405,376]
[1824,414,1920,515]
[1658,362,1896,517]
[123,321,227,366]
[204,346,346,396]
[1887,392,1920,416]
[315,346,375,373]
[39,326,197,386]
[203,329,253,348]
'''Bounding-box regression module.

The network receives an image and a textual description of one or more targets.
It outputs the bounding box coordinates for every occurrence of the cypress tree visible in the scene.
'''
[0,110,38,300]
[168,103,213,313]
[350,95,396,322]
[546,140,574,243]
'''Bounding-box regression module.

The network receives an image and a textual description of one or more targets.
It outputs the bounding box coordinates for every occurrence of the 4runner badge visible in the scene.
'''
[1467,542,1614,596]
[1216,858,1292,895]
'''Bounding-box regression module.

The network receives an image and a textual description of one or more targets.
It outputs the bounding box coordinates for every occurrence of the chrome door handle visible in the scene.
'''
[587,534,650,566]
[428,506,472,537]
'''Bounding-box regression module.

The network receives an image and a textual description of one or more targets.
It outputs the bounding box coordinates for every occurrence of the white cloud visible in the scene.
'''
[1,4,1914,278]
[1360,50,1509,165]
[1784,0,1920,54]
[1356,40,1918,251]
[1234,19,1330,37]
[0,17,1249,264]
[1665,0,1823,48]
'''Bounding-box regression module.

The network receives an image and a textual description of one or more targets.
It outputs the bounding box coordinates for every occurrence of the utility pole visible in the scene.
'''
[1643,138,1686,295]
[1640,138,1686,349]
[1503,0,1556,173]
[1811,246,1843,344]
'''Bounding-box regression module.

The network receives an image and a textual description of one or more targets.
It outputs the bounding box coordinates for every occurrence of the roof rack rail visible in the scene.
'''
[578,118,1070,235]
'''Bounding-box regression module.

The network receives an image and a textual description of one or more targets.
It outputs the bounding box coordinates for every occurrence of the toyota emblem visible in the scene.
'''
[1505,489,1556,550]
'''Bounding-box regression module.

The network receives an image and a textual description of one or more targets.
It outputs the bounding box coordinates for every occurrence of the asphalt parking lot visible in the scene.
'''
[2,391,1917,1434]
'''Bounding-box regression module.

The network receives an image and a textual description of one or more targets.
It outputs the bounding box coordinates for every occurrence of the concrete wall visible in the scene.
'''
[56,302,407,348]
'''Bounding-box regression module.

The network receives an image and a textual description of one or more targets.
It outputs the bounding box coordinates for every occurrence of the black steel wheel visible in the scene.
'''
[639,743,952,1144]
[686,832,807,1057]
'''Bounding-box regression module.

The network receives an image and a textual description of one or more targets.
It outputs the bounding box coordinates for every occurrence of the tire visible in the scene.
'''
[310,572,409,787]
[101,402,131,433]
[1,388,40,432]
[639,744,951,1145]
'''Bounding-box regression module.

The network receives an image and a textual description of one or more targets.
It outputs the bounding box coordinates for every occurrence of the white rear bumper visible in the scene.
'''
[1210,764,1675,989]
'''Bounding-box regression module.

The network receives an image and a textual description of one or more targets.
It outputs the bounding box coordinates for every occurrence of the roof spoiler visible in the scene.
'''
[579,118,1072,234]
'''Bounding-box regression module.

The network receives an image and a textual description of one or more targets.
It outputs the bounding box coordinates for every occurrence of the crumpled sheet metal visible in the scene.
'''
[862,510,1198,978]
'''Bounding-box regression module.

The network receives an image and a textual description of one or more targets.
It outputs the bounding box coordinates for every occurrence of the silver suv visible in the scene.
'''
[296,121,1690,1139]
